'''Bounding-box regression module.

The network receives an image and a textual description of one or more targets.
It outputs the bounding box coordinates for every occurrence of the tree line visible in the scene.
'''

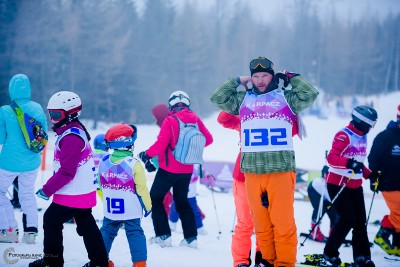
[0,0,399,125]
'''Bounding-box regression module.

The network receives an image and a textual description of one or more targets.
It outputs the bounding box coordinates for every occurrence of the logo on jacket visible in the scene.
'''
[392,145,400,156]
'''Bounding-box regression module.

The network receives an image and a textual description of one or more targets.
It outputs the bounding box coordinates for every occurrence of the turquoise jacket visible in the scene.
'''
[0,74,48,172]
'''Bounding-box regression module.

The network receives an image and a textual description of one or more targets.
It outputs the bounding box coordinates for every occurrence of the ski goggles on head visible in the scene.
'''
[48,109,67,122]
[249,57,273,71]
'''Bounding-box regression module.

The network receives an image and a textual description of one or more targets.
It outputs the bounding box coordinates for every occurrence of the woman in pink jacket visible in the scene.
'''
[139,91,213,249]
[29,91,108,267]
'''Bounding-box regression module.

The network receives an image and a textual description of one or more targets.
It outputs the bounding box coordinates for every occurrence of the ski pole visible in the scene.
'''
[313,187,325,240]
[210,184,222,239]
[231,210,236,233]
[366,172,381,226]
[299,171,354,249]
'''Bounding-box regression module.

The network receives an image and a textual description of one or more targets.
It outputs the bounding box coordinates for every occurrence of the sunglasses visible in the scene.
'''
[249,57,273,70]
[48,109,67,122]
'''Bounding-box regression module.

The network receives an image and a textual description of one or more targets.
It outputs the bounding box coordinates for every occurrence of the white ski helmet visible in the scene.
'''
[47,91,82,123]
[168,90,190,109]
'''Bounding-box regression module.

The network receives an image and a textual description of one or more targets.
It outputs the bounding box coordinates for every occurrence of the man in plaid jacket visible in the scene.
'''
[210,57,318,267]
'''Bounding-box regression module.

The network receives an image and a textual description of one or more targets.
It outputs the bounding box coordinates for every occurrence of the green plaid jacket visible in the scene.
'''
[210,76,319,174]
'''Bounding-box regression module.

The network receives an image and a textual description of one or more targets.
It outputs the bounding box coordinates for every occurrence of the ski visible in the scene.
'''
[384,256,400,262]
[299,233,373,247]
[300,254,354,266]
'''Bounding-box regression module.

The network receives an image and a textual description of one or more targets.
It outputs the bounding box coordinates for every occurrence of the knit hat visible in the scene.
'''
[249,57,274,76]
[397,105,400,123]
[152,103,170,127]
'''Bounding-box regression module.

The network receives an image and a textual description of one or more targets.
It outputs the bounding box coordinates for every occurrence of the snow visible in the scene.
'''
[1,92,400,267]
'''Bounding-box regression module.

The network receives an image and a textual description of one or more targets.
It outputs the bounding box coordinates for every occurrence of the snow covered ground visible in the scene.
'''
[1,91,399,267]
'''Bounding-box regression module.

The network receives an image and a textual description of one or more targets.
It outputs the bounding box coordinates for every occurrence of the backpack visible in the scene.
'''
[10,101,48,153]
[171,116,206,164]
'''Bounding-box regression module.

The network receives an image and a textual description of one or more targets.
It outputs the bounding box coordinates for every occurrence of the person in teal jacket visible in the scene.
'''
[0,74,48,244]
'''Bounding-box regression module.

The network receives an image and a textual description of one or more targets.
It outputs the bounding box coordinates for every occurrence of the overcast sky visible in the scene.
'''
[133,0,400,24]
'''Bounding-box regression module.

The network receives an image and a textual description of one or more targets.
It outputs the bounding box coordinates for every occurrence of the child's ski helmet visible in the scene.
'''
[351,105,377,133]
[104,123,137,149]
[47,91,82,123]
[93,134,107,151]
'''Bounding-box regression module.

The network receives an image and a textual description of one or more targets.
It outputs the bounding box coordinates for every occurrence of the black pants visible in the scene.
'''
[150,168,197,239]
[324,185,371,260]
[43,202,108,266]
[307,184,339,227]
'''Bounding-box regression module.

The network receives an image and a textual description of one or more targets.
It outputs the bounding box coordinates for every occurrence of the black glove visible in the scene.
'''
[321,165,329,178]
[368,171,380,192]
[138,151,156,172]
[346,158,364,173]
[138,151,151,163]
[144,160,156,172]
[261,192,269,208]
[275,70,300,88]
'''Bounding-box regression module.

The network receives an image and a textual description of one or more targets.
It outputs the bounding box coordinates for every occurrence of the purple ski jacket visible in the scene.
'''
[42,121,96,208]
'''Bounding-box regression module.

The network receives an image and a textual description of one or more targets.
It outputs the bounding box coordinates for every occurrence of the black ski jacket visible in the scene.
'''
[368,121,400,191]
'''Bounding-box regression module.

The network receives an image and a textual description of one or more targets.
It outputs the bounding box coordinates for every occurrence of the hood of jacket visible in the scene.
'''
[386,120,400,130]
[9,74,31,101]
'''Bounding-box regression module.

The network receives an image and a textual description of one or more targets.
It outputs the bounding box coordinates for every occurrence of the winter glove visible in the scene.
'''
[261,192,269,208]
[275,70,300,88]
[144,160,157,172]
[36,188,49,201]
[321,165,329,178]
[138,151,151,163]
[368,171,380,193]
[346,158,364,173]
[144,209,152,217]
[138,151,156,172]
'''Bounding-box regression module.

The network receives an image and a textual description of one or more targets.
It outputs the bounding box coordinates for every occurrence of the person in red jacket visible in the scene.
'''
[217,111,262,267]
[322,105,378,267]
[139,91,213,248]
[151,104,173,215]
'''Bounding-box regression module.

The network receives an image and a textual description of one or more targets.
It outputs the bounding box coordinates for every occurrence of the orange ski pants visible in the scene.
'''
[245,172,297,267]
[232,179,260,267]
[382,191,400,232]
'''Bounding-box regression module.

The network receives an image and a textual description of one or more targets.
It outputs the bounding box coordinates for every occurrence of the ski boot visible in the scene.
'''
[254,250,262,266]
[354,256,375,267]
[28,258,50,267]
[258,258,273,267]
[323,253,342,266]
[179,236,198,248]
[392,232,400,256]
[302,254,329,266]
[0,227,19,243]
[310,222,328,242]
[148,234,172,247]
[374,226,395,255]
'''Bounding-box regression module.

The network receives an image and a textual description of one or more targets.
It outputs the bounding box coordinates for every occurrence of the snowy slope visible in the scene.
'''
[1,92,399,267]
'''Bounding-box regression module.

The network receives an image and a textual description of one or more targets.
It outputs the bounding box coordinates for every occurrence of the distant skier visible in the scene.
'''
[29,91,108,267]
[169,165,207,235]
[306,165,339,242]
[322,105,378,267]
[99,123,151,267]
[368,105,400,256]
